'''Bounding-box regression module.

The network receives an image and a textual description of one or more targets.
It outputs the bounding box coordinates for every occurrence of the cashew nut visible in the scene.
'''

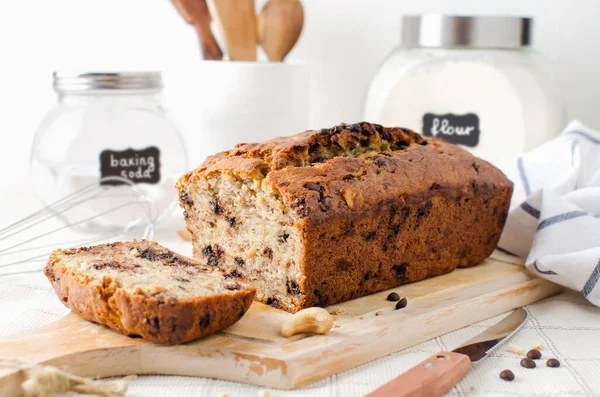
[280,307,334,337]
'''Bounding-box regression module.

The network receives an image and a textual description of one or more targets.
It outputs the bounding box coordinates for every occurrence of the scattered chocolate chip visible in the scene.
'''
[472,162,480,173]
[263,247,273,259]
[389,203,399,219]
[210,199,223,215]
[148,317,160,334]
[161,252,174,260]
[318,197,332,212]
[472,181,480,194]
[373,157,386,167]
[401,207,410,223]
[416,200,433,220]
[387,224,400,240]
[430,183,441,190]
[291,198,305,208]
[278,233,289,243]
[546,358,560,368]
[179,191,191,205]
[234,257,245,267]
[392,141,409,151]
[183,210,189,219]
[499,369,515,381]
[225,283,241,291]
[520,357,536,369]
[319,128,329,135]
[175,277,190,283]
[527,349,542,360]
[93,261,116,270]
[305,183,323,193]
[314,289,327,306]
[311,157,326,163]
[343,174,355,181]
[364,231,377,242]
[421,140,428,146]
[363,271,373,281]
[395,297,408,310]
[392,263,407,280]
[287,280,302,296]
[227,217,237,227]
[200,312,211,328]
[207,255,218,266]
[386,292,400,302]
[239,307,246,318]
[202,246,213,255]
[225,270,242,278]
[347,123,362,132]
[380,130,391,141]
[139,249,157,261]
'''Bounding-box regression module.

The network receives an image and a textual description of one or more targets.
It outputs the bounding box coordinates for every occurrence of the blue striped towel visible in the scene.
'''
[498,121,600,306]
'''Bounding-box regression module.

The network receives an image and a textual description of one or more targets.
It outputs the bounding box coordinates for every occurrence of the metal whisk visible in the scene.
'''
[0,177,156,277]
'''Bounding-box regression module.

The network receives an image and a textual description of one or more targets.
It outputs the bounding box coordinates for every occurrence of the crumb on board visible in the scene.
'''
[375,310,384,316]
[507,343,525,355]
[534,344,544,350]
[470,385,477,391]
[258,390,271,397]
[359,315,364,320]
[329,308,345,315]
[178,229,192,241]
[217,393,228,397]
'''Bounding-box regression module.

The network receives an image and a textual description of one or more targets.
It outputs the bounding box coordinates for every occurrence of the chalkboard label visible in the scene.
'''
[100,147,160,186]
[422,113,480,147]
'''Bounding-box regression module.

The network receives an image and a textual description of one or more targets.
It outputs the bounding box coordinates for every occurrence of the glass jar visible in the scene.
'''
[364,15,564,166]
[30,71,187,231]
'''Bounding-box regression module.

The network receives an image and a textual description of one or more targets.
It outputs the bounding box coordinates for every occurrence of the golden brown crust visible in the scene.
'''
[45,241,255,345]
[177,122,513,312]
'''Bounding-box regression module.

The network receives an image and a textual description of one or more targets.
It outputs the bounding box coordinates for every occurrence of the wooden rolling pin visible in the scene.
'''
[207,0,257,61]
[171,0,223,60]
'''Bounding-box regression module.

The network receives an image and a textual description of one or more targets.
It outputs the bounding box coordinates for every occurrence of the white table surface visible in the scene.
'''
[1,185,599,397]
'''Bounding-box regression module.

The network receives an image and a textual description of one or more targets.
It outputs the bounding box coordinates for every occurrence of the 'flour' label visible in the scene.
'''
[422,113,480,147]
[100,147,160,186]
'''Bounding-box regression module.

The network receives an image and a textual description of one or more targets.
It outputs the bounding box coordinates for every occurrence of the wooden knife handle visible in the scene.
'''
[365,351,471,397]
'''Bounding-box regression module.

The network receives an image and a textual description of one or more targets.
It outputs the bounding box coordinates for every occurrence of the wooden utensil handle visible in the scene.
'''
[366,351,471,397]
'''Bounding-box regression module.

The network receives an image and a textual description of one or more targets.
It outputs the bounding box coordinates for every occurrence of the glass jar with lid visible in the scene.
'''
[364,15,564,166]
[30,71,187,231]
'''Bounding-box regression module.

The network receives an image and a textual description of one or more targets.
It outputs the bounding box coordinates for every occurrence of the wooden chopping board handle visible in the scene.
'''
[365,351,471,397]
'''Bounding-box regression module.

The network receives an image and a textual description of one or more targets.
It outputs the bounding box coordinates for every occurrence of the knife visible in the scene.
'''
[366,308,528,397]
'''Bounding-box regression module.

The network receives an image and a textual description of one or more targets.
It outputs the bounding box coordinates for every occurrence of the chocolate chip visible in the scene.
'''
[520,357,536,368]
[373,157,386,167]
[263,247,273,259]
[320,128,329,135]
[314,289,327,306]
[343,174,355,181]
[395,297,408,310]
[234,257,245,267]
[311,157,326,163]
[139,249,157,261]
[179,191,191,205]
[200,312,211,328]
[207,255,218,266]
[386,292,400,301]
[364,231,377,242]
[392,263,407,280]
[430,183,441,190]
[225,283,241,291]
[305,183,323,193]
[147,317,160,334]
[239,308,246,318]
[93,261,116,270]
[499,369,515,381]
[401,207,410,223]
[227,217,237,227]
[527,349,542,360]
[380,130,391,141]
[297,208,309,217]
[287,280,302,296]
[416,200,433,220]
[500,210,509,225]
[161,252,174,260]
[472,162,480,173]
[347,123,362,132]
[318,197,332,212]
[210,199,223,215]
[387,224,400,240]
[332,125,342,134]
[421,140,428,146]
[291,198,305,208]
[202,246,213,255]
[546,358,560,368]
[224,270,242,279]
[363,271,373,281]
[472,181,480,194]
[278,233,289,243]
[175,277,190,283]
[392,141,409,151]
[183,210,189,219]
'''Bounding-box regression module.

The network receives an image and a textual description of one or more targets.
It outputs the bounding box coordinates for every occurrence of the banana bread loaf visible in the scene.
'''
[46,240,255,344]
[177,122,513,313]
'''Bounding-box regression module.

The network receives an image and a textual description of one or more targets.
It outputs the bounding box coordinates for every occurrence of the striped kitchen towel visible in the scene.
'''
[498,120,600,307]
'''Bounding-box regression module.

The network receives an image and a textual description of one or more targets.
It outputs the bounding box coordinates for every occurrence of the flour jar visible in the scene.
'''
[30,71,187,230]
[364,15,564,166]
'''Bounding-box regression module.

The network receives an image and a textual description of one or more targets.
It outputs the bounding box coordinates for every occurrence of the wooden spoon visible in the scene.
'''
[257,0,304,62]
[207,0,257,61]
[171,0,223,60]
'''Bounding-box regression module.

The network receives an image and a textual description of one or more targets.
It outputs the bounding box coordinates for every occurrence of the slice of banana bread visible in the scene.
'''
[177,122,513,313]
[45,240,255,344]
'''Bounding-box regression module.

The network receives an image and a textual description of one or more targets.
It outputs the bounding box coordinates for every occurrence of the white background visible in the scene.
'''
[1,0,599,185]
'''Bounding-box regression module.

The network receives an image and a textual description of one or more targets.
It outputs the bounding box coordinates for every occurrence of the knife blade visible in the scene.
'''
[366,308,528,397]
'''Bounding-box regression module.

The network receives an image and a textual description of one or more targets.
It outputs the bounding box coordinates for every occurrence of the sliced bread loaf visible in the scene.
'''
[45,240,255,345]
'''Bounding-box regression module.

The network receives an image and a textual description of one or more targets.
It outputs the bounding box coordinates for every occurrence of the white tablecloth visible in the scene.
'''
[1,186,600,397]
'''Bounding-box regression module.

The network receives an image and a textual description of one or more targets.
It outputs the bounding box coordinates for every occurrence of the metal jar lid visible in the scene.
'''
[401,15,532,49]
[53,71,163,93]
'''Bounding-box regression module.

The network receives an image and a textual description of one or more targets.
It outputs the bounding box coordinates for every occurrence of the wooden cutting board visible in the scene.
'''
[0,253,561,393]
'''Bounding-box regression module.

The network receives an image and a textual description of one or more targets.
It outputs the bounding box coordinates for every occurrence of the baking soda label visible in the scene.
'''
[100,147,161,185]
[422,113,480,147]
